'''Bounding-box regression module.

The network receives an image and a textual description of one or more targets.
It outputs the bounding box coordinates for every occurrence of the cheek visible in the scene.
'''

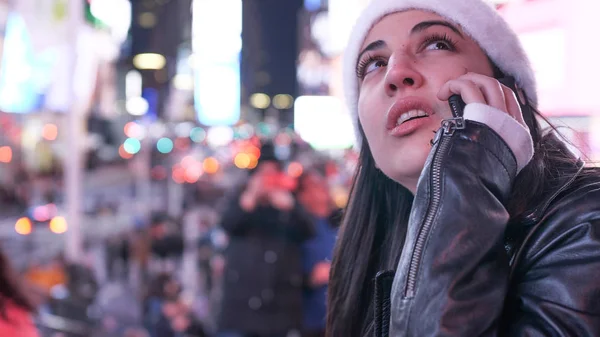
[424,56,493,81]
[357,95,383,138]
[422,52,490,80]
[465,52,495,77]
[424,62,467,85]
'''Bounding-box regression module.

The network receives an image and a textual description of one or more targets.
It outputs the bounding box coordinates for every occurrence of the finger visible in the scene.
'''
[437,79,486,104]
[459,73,507,112]
[500,84,526,126]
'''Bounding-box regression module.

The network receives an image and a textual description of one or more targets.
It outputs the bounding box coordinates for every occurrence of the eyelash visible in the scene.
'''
[355,33,459,79]
[355,55,386,79]
[421,33,458,52]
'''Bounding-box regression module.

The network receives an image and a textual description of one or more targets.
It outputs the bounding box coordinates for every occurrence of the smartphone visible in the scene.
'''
[448,94,466,118]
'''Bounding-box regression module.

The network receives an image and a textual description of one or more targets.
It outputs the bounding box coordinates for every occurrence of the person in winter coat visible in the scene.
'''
[296,169,341,337]
[216,143,314,337]
[326,0,600,336]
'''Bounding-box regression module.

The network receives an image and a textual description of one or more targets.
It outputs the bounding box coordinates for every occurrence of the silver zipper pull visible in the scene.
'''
[441,117,465,136]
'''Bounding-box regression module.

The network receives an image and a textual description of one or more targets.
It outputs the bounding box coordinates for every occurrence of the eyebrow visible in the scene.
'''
[355,20,464,67]
[410,20,463,37]
[357,40,387,64]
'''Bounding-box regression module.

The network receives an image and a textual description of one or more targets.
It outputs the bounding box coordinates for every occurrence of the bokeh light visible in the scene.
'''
[133,53,166,70]
[206,126,234,147]
[185,163,203,183]
[234,153,250,169]
[172,164,186,184]
[42,123,58,141]
[181,155,196,168]
[0,146,12,163]
[272,94,294,109]
[33,204,56,222]
[249,93,270,109]
[332,186,349,208]
[157,138,174,153]
[203,157,219,174]
[124,122,135,136]
[287,162,303,178]
[15,217,32,235]
[236,124,254,139]
[124,121,146,139]
[190,127,206,143]
[119,144,133,159]
[247,145,261,158]
[247,153,259,169]
[123,138,141,154]
[49,216,68,234]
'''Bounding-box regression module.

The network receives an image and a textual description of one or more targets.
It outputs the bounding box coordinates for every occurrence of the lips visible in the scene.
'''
[386,97,435,136]
[396,109,429,125]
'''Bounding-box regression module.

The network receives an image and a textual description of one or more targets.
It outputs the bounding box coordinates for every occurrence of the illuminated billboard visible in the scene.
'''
[294,95,354,150]
[0,12,56,113]
[191,0,242,126]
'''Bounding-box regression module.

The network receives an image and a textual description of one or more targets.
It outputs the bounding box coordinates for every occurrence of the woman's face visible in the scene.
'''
[357,10,493,192]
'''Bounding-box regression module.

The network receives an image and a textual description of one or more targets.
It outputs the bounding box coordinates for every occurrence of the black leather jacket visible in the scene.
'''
[374,119,600,336]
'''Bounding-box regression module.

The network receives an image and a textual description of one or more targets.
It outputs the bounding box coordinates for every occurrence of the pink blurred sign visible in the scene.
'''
[499,0,600,117]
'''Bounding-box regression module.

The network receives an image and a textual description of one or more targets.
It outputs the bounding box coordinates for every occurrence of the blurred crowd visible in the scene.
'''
[0,140,351,337]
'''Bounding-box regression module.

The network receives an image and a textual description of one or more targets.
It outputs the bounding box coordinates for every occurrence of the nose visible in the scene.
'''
[384,55,424,96]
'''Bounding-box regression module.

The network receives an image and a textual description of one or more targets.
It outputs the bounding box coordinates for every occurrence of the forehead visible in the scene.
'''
[361,10,458,48]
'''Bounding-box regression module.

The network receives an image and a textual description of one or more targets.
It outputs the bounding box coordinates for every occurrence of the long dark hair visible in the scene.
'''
[327,138,413,336]
[326,65,596,336]
[0,247,36,319]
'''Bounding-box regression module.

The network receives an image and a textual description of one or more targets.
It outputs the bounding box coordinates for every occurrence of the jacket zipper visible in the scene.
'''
[404,117,465,298]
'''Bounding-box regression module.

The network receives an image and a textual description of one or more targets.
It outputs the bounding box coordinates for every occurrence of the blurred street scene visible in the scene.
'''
[0,0,598,336]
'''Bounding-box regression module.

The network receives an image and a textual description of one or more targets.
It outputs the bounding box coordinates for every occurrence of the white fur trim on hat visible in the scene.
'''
[344,0,537,146]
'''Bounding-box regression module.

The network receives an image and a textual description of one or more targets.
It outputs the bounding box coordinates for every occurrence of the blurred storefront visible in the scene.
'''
[498,0,600,160]
[295,0,366,152]
[0,0,129,175]
[0,0,8,71]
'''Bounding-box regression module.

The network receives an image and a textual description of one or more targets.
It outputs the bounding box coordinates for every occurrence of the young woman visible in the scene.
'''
[326,0,600,336]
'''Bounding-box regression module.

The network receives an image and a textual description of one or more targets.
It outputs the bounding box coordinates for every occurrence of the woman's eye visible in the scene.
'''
[425,41,453,51]
[365,60,386,74]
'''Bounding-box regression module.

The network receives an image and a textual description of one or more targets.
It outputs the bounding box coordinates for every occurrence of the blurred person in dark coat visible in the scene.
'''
[149,213,184,276]
[216,143,314,337]
[155,300,207,337]
[143,273,182,336]
[150,213,184,260]
[296,170,341,337]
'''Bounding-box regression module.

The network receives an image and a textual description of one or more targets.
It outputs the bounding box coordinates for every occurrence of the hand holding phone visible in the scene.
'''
[439,73,526,128]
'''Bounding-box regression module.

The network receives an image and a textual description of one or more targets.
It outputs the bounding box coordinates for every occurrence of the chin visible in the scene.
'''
[376,144,430,187]
[382,166,421,186]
